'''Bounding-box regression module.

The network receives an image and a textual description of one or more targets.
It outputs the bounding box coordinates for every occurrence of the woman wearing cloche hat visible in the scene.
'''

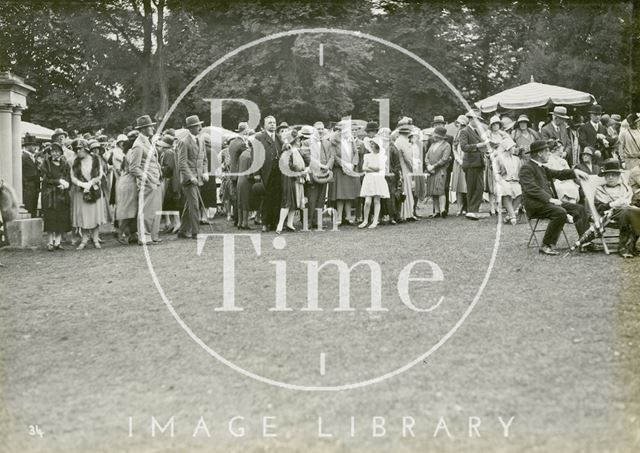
[424,126,452,218]
[69,137,106,250]
[512,114,540,158]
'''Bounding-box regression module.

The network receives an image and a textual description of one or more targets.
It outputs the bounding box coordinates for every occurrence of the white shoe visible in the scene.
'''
[566,214,574,224]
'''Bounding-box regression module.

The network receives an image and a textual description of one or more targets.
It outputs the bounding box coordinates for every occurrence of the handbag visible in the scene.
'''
[82,184,102,203]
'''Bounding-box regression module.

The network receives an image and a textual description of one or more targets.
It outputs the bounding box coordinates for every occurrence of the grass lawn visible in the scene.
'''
[1,203,639,452]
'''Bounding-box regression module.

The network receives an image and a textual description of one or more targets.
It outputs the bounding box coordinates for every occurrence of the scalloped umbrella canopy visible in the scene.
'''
[475,81,595,113]
[21,121,54,140]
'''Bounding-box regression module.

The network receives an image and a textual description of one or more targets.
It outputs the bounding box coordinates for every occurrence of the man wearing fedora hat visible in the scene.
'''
[519,139,591,255]
[594,158,640,258]
[129,115,163,244]
[177,115,208,239]
[22,133,41,217]
[51,128,74,165]
[579,104,611,161]
[541,106,572,162]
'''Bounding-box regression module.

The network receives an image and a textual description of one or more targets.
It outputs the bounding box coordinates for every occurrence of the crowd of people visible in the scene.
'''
[13,104,640,258]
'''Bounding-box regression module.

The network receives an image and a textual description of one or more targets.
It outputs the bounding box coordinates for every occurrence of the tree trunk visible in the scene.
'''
[141,0,153,114]
[155,0,169,122]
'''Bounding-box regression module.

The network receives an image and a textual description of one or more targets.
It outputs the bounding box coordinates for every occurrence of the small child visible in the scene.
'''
[358,136,390,229]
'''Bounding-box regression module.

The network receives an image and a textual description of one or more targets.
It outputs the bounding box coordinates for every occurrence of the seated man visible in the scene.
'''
[594,159,640,258]
[519,140,591,255]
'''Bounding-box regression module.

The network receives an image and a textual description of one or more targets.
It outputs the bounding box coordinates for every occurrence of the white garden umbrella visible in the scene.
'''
[475,78,595,113]
[21,121,54,140]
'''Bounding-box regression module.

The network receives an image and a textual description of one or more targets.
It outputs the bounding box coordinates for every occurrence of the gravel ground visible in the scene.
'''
[1,204,639,453]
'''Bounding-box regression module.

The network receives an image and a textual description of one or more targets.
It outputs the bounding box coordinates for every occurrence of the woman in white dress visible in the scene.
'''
[358,136,389,229]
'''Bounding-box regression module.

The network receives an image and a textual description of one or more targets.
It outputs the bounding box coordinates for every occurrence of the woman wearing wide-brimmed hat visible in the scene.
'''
[511,114,540,159]
[594,159,640,258]
[41,143,71,250]
[484,115,509,215]
[69,138,106,249]
[424,126,452,218]
[451,115,468,215]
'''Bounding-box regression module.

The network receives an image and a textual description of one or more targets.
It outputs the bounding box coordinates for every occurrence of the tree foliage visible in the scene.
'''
[0,0,636,134]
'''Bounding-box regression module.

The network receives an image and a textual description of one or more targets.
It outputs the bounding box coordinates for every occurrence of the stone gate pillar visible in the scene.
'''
[0,72,35,204]
[11,107,24,201]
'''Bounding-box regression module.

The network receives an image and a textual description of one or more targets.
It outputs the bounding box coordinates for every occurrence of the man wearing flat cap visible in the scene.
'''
[519,140,591,255]
[177,114,209,238]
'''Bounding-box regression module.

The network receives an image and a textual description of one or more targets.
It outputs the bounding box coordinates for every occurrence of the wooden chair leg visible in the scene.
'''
[560,227,571,249]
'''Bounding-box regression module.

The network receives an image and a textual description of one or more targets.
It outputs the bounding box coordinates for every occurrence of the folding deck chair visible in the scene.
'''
[570,173,630,255]
[524,210,572,249]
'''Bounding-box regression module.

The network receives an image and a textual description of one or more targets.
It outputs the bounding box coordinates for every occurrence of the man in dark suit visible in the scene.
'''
[254,115,282,232]
[177,115,209,239]
[458,111,487,220]
[519,140,590,255]
[541,106,572,160]
[578,104,611,161]
[22,133,40,217]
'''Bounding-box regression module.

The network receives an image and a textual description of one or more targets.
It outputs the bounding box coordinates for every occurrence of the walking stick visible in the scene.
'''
[196,188,216,234]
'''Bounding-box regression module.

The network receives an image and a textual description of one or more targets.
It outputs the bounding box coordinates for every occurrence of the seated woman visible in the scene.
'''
[573,147,600,175]
[594,159,640,258]
[546,140,580,203]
